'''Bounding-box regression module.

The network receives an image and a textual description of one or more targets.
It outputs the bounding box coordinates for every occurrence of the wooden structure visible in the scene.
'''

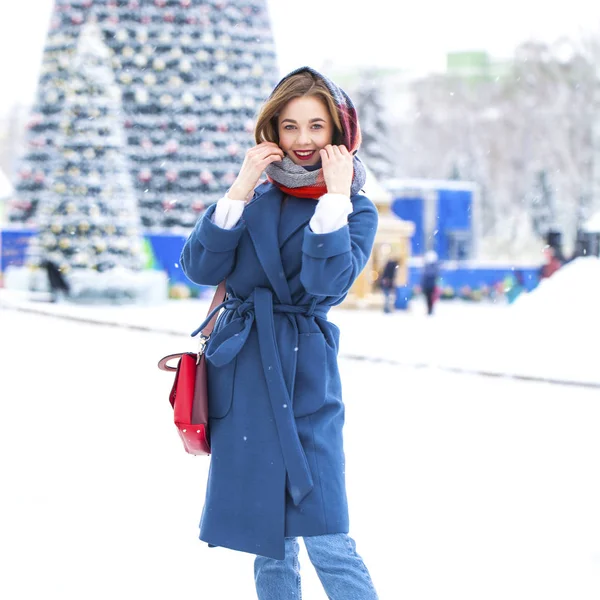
[343,165,414,309]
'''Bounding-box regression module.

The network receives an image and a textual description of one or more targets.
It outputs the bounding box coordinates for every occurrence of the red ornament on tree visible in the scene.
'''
[166,170,178,182]
[128,0,140,8]
[34,172,45,184]
[162,198,177,211]
[141,15,151,24]
[155,0,167,7]
[11,199,32,211]
[184,121,197,134]
[124,119,133,129]
[27,114,43,129]
[217,122,228,133]
[192,199,205,212]
[181,0,192,7]
[186,16,198,24]
[138,169,152,183]
[164,12,175,23]
[165,140,179,154]
[200,170,213,184]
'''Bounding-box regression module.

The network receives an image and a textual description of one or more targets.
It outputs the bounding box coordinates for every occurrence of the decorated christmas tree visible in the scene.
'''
[9,0,278,232]
[25,20,143,277]
[8,1,93,224]
[94,0,278,229]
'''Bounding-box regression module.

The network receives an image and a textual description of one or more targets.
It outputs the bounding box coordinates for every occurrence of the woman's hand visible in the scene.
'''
[228,142,285,202]
[320,145,353,197]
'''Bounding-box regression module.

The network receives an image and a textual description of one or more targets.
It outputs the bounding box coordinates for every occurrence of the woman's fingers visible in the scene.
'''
[320,145,349,161]
[263,153,283,165]
[320,145,334,161]
[248,142,283,156]
[250,144,284,165]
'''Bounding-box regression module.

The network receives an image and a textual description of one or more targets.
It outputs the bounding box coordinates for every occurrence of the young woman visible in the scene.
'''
[180,66,379,599]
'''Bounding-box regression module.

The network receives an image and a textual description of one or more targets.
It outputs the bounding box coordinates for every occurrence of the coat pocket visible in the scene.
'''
[293,333,327,417]
[207,358,236,419]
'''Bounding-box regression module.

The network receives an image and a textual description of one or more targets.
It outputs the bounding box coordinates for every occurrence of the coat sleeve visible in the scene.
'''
[180,202,246,286]
[300,194,378,297]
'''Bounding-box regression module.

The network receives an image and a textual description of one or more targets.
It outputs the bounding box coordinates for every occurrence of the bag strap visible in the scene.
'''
[200,280,227,338]
[157,282,227,373]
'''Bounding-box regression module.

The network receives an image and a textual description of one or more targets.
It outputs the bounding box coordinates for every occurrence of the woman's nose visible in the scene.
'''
[297,128,311,144]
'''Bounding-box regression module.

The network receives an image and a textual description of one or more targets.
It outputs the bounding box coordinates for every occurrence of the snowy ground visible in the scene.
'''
[1,306,600,599]
[1,274,598,387]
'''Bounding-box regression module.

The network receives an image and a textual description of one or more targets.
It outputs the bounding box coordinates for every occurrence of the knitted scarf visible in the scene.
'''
[265,66,367,199]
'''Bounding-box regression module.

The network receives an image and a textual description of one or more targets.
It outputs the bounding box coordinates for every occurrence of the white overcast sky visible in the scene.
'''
[0,0,599,115]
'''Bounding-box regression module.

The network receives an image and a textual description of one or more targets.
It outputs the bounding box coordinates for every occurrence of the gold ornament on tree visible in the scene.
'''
[153,58,166,71]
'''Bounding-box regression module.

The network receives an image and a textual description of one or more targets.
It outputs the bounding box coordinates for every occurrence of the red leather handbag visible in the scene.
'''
[157,282,226,455]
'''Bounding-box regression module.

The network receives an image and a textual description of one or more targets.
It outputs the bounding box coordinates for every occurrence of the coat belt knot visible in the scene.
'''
[191,287,327,506]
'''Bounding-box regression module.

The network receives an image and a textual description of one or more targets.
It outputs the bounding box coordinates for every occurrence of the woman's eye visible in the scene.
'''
[312,124,323,129]
[284,125,295,130]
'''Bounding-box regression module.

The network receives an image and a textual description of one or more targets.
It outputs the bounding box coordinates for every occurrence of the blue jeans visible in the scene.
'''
[254,533,378,599]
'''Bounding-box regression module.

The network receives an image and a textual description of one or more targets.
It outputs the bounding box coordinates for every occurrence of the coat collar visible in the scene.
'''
[243,183,293,305]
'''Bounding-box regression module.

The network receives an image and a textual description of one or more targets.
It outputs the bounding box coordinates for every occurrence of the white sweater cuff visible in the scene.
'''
[309,193,353,234]
[212,194,245,230]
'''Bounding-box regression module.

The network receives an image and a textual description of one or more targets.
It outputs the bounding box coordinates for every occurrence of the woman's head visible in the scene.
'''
[254,68,359,166]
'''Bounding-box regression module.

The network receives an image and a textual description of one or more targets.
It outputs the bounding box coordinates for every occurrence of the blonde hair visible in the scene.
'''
[254,71,344,146]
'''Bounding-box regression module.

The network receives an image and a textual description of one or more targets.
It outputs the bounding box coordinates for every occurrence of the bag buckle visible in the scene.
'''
[196,334,210,363]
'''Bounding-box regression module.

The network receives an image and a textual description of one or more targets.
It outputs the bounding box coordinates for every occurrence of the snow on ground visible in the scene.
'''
[514,256,600,316]
[1,309,600,599]
[1,254,598,386]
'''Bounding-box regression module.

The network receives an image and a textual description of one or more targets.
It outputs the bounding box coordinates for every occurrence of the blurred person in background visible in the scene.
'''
[379,255,399,313]
[41,258,70,303]
[540,245,563,279]
[421,250,439,315]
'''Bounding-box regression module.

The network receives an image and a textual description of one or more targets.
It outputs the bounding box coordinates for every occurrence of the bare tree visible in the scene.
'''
[394,36,599,259]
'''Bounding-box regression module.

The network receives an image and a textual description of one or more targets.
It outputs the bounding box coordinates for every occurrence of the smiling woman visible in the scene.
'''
[179,66,379,599]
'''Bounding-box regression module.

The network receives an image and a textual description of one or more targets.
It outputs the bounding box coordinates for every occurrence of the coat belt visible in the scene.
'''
[191,288,327,506]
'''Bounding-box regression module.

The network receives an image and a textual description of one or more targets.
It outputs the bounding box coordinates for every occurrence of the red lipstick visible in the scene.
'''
[293,150,316,161]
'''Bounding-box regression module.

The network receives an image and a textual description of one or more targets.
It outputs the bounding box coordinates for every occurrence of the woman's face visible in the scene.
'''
[277,95,334,166]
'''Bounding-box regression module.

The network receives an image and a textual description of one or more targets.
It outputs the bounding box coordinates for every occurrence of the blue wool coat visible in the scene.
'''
[180,182,378,560]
